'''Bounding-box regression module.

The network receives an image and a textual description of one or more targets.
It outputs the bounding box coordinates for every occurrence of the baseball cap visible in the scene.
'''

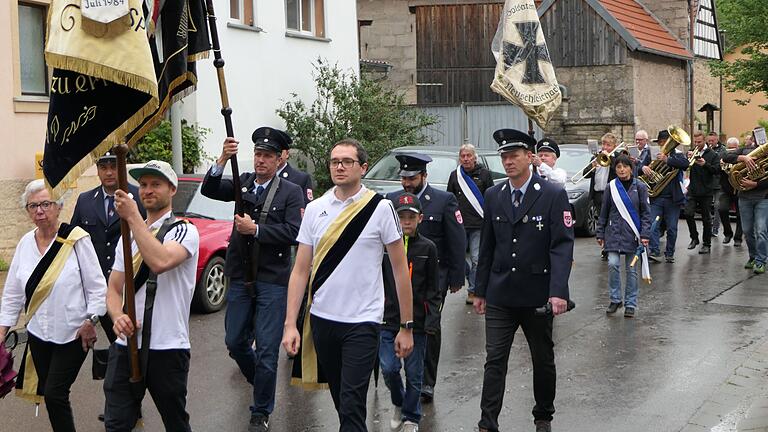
[128,160,178,187]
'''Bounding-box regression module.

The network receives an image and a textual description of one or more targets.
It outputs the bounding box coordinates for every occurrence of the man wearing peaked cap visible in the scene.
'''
[259,127,315,205]
[386,152,466,403]
[201,128,305,431]
[533,137,567,188]
[474,128,575,432]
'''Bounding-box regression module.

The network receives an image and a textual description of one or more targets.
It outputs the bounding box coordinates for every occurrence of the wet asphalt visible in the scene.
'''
[1,222,766,432]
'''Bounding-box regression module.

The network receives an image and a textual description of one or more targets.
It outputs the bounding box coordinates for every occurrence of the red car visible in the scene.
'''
[173,175,234,313]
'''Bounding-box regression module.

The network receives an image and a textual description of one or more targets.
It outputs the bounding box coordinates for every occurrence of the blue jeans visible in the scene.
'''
[379,330,427,423]
[224,279,287,416]
[465,229,481,293]
[649,197,681,257]
[739,197,768,266]
[608,252,638,308]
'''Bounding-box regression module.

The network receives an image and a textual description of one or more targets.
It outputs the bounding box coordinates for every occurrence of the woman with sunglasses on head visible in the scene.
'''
[0,179,106,432]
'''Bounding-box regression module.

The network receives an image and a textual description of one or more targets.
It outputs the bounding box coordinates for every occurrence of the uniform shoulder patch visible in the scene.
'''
[563,210,574,228]
[455,209,463,224]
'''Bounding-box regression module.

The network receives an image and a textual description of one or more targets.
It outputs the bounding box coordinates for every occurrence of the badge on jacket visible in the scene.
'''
[307,189,314,201]
[563,211,574,228]
[455,210,463,224]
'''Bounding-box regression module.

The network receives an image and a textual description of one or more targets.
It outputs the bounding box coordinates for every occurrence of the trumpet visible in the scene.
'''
[571,142,634,184]
[688,146,704,167]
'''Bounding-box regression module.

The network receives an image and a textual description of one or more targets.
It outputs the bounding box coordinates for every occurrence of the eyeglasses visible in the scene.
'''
[26,201,56,211]
[329,159,360,169]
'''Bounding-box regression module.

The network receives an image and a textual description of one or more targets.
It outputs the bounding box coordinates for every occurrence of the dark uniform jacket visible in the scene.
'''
[386,185,466,287]
[70,184,145,277]
[278,162,314,205]
[201,171,304,286]
[446,164,495,230]
[636,147,652,177]
[596,179,652,254]
[381,232,441,333]
[710,143,727,191]
[687,147,721,197]
[475,174,574,308]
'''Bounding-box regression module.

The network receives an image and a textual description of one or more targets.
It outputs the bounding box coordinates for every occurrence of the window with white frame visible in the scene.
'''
[18,2,48,96]
[230,0,255,27]
[286,0,325,38]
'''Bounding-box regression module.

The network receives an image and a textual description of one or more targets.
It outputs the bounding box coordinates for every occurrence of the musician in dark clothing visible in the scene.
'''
[684,131,721,254]
[719,137,743,246]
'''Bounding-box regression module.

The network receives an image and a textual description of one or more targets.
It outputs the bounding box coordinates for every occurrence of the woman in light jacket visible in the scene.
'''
[0,179,106,432]
[596,155,651,318]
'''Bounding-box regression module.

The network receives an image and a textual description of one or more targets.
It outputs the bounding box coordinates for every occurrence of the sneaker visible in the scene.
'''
[606,302,622,314]
[420,385,434,404]
[755,264,766,275]
[688,239,700,250]
[624,307,636,318]
[390,407,403,430]
[649,252,662,263]
[745,259,756,269]
[698,245,711,254]
[402,421,419,432]
[248,415,269,432]
[535,420,552,432]
[723,235,732,244]
[665,256,675,264]
[466,292,475,305]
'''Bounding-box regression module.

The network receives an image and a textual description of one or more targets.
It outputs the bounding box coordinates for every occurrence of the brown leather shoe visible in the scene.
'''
[535,420,552,432]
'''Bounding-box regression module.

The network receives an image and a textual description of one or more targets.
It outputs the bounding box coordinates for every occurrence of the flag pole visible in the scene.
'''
[113,144,144,397]
[528,118,538,175]
[204,0,256,293]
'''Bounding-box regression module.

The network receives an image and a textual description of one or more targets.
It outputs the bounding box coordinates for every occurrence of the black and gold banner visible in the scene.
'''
[42,0,210,199]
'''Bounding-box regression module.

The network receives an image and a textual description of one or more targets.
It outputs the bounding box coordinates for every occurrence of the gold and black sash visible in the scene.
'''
[16,224,88,403]
[291,190,382,389]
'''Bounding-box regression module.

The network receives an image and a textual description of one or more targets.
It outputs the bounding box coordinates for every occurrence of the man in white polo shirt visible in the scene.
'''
[104,160,200,432]
[283,138,414,431]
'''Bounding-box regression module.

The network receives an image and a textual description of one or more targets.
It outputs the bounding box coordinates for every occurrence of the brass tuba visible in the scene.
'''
[728,143,768,191]
[639,125,691,197]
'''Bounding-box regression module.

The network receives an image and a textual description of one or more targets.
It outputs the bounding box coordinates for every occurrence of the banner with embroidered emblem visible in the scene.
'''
[490,0,562,129]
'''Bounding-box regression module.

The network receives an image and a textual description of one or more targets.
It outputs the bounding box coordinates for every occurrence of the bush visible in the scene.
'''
[0,257,8,272]
[277,58,437,193]
[128,119,211,172]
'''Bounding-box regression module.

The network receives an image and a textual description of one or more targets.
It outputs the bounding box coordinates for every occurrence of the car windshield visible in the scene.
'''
[365,154,459,184]
[557,147,593,176]
[173,180,234,221]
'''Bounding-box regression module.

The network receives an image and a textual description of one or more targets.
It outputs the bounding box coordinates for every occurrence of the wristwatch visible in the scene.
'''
[400,321,414,330]
[87,314,100,326]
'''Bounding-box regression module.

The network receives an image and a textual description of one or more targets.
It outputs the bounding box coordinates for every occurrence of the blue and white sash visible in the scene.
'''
[456,166,484,218]
[609,179,651,282]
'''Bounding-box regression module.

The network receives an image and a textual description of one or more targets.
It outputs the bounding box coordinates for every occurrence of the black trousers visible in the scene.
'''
[103,344,191,432]
[422,266,449,391]
[718,193,743,241]
[27,334,88,432]
[311,315,379,432]
[685,194,714,246]
[478,305,556,432]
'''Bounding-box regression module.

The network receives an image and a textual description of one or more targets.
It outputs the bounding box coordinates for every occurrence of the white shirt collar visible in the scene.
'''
[330,185,368,205]
[508,173,532,196]
[415,183,428,199]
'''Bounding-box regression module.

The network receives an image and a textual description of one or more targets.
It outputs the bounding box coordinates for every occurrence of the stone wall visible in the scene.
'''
[631,51,687,136]
[546,64,635,143]
[357,0,417,103]
[640,0,691,47]
[0,176,100,263]
[693,58,723,134]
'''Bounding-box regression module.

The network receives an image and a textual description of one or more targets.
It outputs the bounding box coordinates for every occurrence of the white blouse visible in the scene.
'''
[0,228,107,344]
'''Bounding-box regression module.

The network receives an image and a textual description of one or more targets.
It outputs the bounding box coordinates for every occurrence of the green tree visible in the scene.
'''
[277,58,437,193]
[710,0,768,109]
[128,119,211,173]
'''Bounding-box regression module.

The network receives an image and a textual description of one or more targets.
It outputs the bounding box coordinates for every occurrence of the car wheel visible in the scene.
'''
[193,256,228,313]
[576,202,598,237]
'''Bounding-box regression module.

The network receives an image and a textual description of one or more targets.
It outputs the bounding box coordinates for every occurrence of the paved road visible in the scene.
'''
[1,223,767,431]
